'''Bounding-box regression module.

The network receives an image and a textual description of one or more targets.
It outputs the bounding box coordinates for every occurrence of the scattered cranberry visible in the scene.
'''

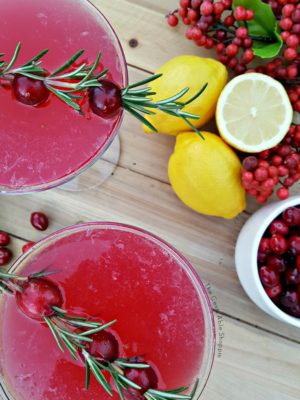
[16,278,63,320]
[0,231,10,246]
[30,212,49,231]
[0,247,12,266]
[86,330,119,363]
[167,14,179,27]
[12,74,49,106]
[22,241,36,253]
[88,80,122,119]
[124,366,158,398]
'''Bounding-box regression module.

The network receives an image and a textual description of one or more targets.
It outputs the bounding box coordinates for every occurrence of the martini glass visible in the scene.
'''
[0,222,215,400]
[0,0,128,193]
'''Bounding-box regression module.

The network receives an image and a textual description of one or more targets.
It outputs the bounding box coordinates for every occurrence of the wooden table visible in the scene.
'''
[2,1,300,399]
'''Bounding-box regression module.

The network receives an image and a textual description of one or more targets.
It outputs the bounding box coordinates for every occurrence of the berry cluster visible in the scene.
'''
[258,206,300,318]
[241,124,300,203]
[167,0,300,111]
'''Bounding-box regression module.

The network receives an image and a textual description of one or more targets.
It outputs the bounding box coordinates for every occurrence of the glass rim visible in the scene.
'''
[4,221,216,399]
[0,0,129,195]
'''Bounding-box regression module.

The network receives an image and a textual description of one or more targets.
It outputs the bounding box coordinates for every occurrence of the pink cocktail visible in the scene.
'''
[0,223,215,400]
[0,0,127,193]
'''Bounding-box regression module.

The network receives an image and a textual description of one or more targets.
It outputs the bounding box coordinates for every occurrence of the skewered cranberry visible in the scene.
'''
[0,247,12,265]
[16,278,63,320]
[30,212,49,231]
[270,234,288,255]
[288,236,300,255]
[86,330,119,363]
[259,266,280,287]
[88,80,122,119]
[269,219,289,236]
[124,366,158,399]
[12,74,49,106]
[0,231,10,246]
[282,207,300,227]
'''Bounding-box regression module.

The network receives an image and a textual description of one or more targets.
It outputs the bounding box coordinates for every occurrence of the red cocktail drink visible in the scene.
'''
[0,0,127,193]
[0,223,215,399]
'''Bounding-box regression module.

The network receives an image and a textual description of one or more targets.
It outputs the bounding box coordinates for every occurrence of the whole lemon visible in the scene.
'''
[143,56,227,135]
[168,132,246,219]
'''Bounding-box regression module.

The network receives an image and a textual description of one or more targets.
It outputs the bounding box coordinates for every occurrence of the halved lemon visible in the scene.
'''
[216,73,293,153]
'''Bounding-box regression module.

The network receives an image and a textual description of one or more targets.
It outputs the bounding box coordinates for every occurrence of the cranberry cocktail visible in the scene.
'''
[0,223,215,400]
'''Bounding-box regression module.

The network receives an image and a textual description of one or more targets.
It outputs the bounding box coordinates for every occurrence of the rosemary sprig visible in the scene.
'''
[1,43,206,136]
[121,75,207,139]
[0,42,104,111]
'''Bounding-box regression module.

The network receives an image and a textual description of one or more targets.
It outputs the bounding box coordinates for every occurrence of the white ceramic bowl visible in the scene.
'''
[235,195,300,328]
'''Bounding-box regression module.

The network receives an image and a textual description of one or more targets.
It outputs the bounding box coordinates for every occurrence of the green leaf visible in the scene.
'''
[232,0,283,58]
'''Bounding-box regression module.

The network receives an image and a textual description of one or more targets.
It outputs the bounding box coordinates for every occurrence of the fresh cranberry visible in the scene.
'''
[266,255,286,273]
[259,266,280,287]
[285,267,300,285]
[282,207,300,226]
[16,278,63,320]
[288,236,300,255]
[88,80,122,119]
[269,234,288,255]
[269,219,289,236]
[124,366,158,399]
[258,237,271,254]
[22,241,36,253]
[265,283,282,298]
[12,74,49,106]
[0,247,12,265]
[296,255,300,271]
[0,231,10,246]
[30,212,49,231]
[288,304,300,317]
[86,330,119,363]
[280,290,299,308]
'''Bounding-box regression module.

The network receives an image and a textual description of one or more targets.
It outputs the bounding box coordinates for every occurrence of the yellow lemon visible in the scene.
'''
[143,56,228,135]
[168,131,246,219]
[216,73,293,153]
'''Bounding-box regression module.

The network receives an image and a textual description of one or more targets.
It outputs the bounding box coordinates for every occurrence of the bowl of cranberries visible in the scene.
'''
[235,196,300,328]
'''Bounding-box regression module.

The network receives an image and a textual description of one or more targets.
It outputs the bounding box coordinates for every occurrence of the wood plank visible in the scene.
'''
[203,315,300,400]
[93,0,211,72]
[1,166,299,342]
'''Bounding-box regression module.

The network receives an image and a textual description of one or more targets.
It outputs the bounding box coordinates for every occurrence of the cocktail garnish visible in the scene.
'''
[0,42,207,138]
[0,270,199,400]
